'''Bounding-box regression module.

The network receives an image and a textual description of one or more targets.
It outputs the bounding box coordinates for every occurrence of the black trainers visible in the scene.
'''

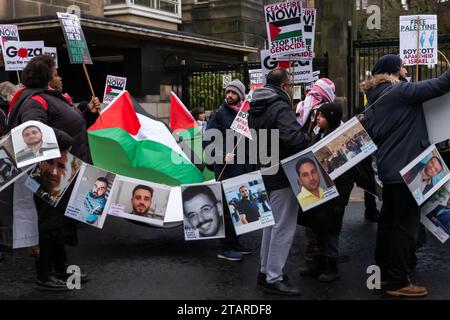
[234,244,252,255]
[264,280,302,296]
[55,272,89,284]
[35,276,70,291]
[257,272,289,285]
[217,249,243,262]
[300,258,326,277]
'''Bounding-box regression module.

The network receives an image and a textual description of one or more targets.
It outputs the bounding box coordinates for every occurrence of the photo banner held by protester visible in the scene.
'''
[400,15,438,66]
[3,41,44,71]
[421,180,450,244]
[222,171,275,235]
[103,75,127,105]
[400,145,450,206]
[57,12,92,65]
[264,0,305,58]
[0,25,20,63]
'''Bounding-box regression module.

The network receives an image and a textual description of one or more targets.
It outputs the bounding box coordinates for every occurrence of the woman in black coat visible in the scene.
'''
[7,55,100,290]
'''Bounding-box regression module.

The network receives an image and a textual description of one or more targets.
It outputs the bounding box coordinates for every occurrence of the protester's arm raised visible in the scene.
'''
[401,68,450,104]
[18,99,74,150]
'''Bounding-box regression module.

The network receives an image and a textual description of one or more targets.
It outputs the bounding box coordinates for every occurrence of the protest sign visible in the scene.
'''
[261,49,313,84]
[423,92,450,145]
[0,134,32,193]
[25,152,82,207]
[3,41,44,71]
[105,175,171,227]
[282,149,339,212]
[181,181,225,241]
[65,163,116,229]
[274,8,316,61]
[222,74,232,89]
[43,47,58,68]
[265,0,305,58]
[103,75,127,105]
[0,25,20,62]
[230,101,253,140]
[222,171,275,236]
[400,145,450,206]
[400,15,438,66]
[421,181,450,243]
[57,12,92,64]
[249,69,264,90]
[11,120,60,168]
[305,71,321,91]
[312,117,378,180]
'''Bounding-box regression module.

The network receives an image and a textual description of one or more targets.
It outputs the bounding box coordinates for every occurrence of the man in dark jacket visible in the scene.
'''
[362,54,450,297]
[248,68,310,296]
[203,79,254,261]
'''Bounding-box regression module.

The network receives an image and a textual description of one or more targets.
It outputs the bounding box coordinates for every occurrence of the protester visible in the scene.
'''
[248,68,310,296]
[298,102,354,282]
[362,54,450,297]
[191,107,207,134]
[7,55,101,290]
[0,81,18,136]
[203,79,254,261]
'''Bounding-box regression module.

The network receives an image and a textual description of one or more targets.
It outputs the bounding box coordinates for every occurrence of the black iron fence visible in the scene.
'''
[351,35,450,116]
[170,58,328,111]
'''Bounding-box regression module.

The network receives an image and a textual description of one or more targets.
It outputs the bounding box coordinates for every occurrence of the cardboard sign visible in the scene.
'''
[260,50,313,84]
[43,47,58,68]
[103,75,127,105]
[57,12,92,64]
[249,69,264,91]
[3,41,44,71]
[400,15,438,66]
[230,101,253,140]
[264,0,305,57]
[0,24,20,62]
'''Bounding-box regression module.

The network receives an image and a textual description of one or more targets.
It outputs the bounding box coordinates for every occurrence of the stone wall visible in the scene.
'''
[0,0,103,20]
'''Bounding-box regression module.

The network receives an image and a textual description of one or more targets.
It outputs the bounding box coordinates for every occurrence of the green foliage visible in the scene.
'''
[188,72,244,111]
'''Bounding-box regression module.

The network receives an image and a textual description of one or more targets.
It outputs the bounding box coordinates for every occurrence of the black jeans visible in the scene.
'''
[36,233,67,281]
[221,199,240,251]
[364,191,378,212]
[375,183,420,287]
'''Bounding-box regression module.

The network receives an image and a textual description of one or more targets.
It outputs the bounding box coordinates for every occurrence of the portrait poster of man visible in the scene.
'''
[222,171,275,236]
[181,182,225,241]
[105,175,171,227]
[400,145,450,206]
[11,120,60,168]
[282,149,339,212]
[0,134,31,193]
[65,163,116,229]
[421,181,450,244]
[312,117,378,180]
[25,151,82,207]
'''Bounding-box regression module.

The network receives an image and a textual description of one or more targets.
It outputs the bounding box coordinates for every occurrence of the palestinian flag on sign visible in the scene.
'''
[269,17,302,42]
[88,91,205,186]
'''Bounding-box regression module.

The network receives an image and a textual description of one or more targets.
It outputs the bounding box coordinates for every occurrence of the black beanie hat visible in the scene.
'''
[318,103,342,130]
[371,54,402,76]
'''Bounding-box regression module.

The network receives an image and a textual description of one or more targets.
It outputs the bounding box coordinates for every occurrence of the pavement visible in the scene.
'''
[1,188,449,300]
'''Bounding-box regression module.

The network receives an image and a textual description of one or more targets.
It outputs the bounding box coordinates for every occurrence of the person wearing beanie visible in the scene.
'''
[362,55,450,297]
[202,78,254,262]
[298,102,354,283]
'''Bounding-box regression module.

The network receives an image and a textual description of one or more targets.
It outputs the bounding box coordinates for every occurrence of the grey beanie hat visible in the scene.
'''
[225,79,246,101]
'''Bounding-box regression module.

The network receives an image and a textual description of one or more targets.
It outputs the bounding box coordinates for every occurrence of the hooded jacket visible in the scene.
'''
[362,70,450,184]
[248,85,311,191]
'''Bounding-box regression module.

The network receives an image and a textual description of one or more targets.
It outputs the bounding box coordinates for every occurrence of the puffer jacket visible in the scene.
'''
[362,70,450,184]
[248,85,311,191]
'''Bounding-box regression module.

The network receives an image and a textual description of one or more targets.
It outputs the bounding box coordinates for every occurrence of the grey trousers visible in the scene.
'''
[260,187,299,283]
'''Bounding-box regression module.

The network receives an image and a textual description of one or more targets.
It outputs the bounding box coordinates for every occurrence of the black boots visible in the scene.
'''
[301,256,339,282]
[318,258,339,282]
